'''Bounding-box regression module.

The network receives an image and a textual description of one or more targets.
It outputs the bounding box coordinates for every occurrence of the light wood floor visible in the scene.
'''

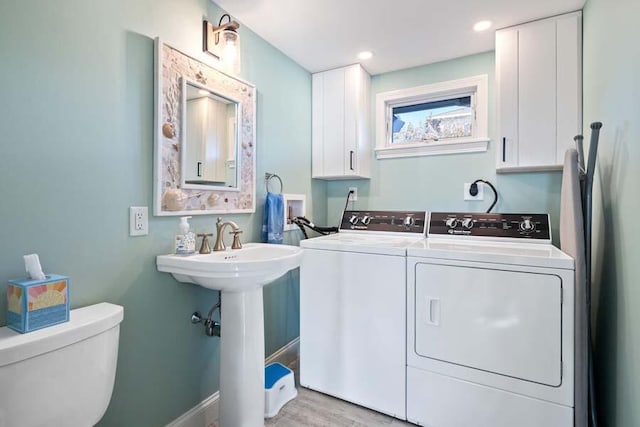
[263,385,416,427]
[211,359,416,427]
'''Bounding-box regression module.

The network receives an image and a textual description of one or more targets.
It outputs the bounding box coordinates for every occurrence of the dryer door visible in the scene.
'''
[413,262,562,386]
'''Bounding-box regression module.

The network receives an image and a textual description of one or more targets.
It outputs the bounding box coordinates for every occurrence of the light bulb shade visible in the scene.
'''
[203,20,241,75]
[219,30,241,74]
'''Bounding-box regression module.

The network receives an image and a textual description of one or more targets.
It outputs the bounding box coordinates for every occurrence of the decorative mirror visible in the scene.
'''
[154,38,256,215]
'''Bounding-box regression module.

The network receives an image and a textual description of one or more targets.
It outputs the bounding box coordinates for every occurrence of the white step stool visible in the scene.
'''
[264,362,297,418]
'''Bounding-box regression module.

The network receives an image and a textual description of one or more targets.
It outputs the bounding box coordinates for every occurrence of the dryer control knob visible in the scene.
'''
[349,214,360,225]
[403,216,415,227]
[361,215,371,225]
[520,219,535,231]
[445,217,458,229]
[462,218,474,229]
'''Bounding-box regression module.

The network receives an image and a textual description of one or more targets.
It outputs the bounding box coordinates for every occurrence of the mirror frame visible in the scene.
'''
[153,38,256,216]
[180,77,242,192]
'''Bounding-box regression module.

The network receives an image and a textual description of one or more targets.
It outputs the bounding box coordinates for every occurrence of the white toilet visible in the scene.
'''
[0,302,124,427]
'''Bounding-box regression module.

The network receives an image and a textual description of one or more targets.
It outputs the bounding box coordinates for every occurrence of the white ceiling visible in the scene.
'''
[212,0,585,75]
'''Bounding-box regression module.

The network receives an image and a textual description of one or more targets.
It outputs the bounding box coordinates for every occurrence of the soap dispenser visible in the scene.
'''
[175,216,196,255]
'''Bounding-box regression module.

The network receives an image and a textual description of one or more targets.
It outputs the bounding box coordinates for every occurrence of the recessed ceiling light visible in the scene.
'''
[357,51,373,60]
[198,89,209,95]
[473,20,492,32]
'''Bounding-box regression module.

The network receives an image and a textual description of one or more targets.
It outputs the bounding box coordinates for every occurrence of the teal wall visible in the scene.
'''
[327,52,564,243]
[0,0,320,425]
[583,0,640,425]
[4,0,636,425]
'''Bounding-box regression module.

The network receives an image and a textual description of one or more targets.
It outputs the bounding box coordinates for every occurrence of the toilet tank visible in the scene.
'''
[0,302,124,427]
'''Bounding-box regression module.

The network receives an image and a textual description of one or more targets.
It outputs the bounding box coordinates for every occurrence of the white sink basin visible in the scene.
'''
[157,242,302,425]
[156,243,302,292]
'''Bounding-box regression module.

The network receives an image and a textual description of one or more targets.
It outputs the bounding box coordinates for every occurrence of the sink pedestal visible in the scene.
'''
[156,243,303,427]
[219,287,265,427]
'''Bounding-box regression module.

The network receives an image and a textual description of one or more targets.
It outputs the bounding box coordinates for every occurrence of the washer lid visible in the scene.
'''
[300,232,423,256]
[407,239,574,270]
[0,302,123,367]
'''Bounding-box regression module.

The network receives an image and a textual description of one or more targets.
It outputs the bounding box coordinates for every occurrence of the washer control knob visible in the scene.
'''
[462,218,474,229]
[403,216,416,227]
[361,215,371,225]
[445,217,458,229]
[520,219,535,231]
[349,214,360,225]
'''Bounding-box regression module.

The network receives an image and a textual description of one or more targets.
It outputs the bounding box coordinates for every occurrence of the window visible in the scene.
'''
[375,75,489,159]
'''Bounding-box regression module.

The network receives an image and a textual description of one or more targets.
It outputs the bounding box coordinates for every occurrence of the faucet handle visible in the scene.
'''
[197,233,213,254]
[230,230,243,250]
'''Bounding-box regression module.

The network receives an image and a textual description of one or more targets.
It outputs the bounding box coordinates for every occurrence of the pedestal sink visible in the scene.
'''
[156,243,302,427]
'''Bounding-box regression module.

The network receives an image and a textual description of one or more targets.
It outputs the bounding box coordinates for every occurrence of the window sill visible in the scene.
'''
[375,138,489,159]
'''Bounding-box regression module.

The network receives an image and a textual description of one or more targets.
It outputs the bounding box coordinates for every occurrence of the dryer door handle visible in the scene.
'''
[426,297,440,326]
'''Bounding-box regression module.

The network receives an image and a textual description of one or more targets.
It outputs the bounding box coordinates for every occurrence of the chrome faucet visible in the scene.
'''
[214,217,243,251]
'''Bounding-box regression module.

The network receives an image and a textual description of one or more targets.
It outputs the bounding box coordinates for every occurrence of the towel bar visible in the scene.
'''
[265,173,283,194]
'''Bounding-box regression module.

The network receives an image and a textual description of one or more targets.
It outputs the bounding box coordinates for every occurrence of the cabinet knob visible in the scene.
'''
[403,216,416,228]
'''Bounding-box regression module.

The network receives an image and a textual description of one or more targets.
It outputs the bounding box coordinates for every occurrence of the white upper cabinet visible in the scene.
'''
[496,11,582,172]
[312,64,371,179]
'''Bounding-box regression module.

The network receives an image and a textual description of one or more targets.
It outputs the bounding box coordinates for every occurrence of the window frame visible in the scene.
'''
[375,74,489,159]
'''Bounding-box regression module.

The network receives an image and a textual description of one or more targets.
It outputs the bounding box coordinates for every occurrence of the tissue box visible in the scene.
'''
[6,274,70,333]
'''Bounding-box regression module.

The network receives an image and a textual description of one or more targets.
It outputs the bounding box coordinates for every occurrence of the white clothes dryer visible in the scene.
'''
[300,210,426,420]
[406,212,576,427]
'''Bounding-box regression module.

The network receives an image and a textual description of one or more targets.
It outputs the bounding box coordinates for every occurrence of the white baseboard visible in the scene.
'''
[265,336,299,367]
[166,338,300,427]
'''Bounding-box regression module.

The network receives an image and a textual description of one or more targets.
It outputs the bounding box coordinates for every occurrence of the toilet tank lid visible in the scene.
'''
[0,302,123,368]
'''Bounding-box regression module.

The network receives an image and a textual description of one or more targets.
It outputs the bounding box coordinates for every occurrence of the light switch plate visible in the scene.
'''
[130,206,148,236]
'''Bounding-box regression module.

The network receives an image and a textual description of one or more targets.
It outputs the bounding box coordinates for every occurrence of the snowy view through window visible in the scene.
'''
[392,95,473,144]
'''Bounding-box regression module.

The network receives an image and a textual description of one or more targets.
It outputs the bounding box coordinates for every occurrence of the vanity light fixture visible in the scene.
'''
[473,20,492,32]
[203,14,241,74]
[357,51,373,60]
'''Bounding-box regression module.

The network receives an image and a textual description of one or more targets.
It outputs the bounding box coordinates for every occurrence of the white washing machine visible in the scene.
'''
[406,212,576,427]
[300,210,427,420]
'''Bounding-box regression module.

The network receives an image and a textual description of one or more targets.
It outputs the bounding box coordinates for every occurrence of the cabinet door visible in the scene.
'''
[311,73,324,177]
[496,12,581,172]
[314,68,345,177]
[185,98,205,181]
[202,99,228,183]
[496,28,519,168]
[343,65,358,176]
[518,19,557,167]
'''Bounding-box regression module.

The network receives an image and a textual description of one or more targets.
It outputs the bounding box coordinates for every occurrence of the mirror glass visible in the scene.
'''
[154,39,256,216]
[182,79,239,189]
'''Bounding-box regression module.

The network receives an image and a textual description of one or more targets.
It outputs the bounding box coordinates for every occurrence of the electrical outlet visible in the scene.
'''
[348,187,358,201]
[464,183,484,201]
[129,206,148,236]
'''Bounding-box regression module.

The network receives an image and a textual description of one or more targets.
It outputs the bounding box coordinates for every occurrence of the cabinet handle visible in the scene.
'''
[197,161,202,177]
[349,150,354,171]
[502,137,506,162]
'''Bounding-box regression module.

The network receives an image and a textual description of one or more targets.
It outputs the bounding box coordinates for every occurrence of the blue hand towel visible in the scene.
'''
[262,192,284,244]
